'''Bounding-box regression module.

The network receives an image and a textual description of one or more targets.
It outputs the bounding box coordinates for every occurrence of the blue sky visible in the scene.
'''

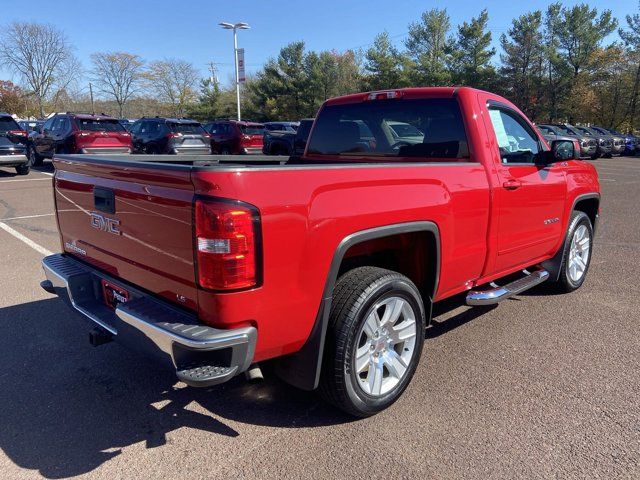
[1,0,637,89]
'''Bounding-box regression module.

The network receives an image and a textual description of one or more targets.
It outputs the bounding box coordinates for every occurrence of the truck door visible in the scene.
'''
[485,102,567,274]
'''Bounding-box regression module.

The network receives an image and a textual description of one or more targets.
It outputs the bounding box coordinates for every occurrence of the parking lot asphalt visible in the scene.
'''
[0,159,638,480]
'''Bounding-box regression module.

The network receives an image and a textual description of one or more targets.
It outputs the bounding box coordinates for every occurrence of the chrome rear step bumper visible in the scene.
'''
[41,253,256,387]
[466,268,549,306]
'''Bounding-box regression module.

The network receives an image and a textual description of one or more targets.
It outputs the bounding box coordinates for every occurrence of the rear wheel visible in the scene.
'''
[319,267,426,417]
[15,164,30,175]
[28,145,43,166]
[549,211,593,293]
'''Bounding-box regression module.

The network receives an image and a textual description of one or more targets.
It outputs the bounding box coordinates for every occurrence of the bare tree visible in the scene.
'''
[90,52,144,117]
[0,22,79,117]
[146,59,199,117]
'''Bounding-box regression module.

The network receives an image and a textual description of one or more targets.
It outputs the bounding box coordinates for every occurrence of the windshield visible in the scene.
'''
[76,119,125,132]
[306,98,469,159]
[0,117,20,132]
[170,123,206,134]
[240,125,265,135]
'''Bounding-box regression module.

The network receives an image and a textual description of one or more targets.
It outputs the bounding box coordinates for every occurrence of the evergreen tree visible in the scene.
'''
[499,11,545,118]
[450,9,496,89]
[361,32,410,90]
[405,8,453,86]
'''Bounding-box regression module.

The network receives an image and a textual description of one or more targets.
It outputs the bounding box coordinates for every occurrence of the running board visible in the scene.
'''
[466,268,549,306]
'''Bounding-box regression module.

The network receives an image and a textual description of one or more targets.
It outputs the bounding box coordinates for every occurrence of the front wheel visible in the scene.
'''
[549,211,593,293]
[319,267,426,417]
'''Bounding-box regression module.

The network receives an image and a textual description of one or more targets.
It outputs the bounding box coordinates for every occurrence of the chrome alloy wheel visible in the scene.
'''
[568,224,591,282]
[353,296,417,396]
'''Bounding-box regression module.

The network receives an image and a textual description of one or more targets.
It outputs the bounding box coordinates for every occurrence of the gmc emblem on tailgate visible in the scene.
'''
[90,212,121,235]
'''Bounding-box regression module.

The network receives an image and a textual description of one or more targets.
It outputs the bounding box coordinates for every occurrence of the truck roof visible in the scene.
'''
[322,86,504,106]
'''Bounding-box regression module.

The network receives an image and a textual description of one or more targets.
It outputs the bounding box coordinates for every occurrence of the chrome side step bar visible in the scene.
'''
[466,268,549,306]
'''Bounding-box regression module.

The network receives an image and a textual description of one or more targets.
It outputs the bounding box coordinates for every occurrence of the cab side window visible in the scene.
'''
[488,107,540,164]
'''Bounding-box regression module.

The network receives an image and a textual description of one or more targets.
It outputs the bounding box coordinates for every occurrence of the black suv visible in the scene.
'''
[130,117,211,155]
[0,113,30,175]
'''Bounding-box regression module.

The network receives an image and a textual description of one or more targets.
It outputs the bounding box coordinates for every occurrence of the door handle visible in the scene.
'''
[502,179,522,190]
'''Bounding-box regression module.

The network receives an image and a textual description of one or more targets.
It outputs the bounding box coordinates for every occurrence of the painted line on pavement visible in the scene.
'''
[0,178,51,183]
[0,221,53,256]
[0,213,55,221]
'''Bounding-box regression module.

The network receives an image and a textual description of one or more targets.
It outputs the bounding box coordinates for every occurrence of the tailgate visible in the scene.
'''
[53,157,198,311]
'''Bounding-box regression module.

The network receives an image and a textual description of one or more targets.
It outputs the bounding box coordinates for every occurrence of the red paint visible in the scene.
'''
[52,87,600,364]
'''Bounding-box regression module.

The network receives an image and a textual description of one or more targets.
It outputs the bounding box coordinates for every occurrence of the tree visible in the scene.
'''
[146,59,199,117]
[0,22,79,117]
[186,78,221,121]
[619,1,640,129]
[0,80,26,114]
[361,32,411,90]
[551,4,617,78]
[250,42,313,120]
[405,8,453,85]
[450,9,496,88]
[499,11,545,117]
[90,52,144,117]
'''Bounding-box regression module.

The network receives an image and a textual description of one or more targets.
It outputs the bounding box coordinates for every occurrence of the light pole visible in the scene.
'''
[219,21,250,121]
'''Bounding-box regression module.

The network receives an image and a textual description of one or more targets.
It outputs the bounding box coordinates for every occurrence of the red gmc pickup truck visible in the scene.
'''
[41,87,600,417]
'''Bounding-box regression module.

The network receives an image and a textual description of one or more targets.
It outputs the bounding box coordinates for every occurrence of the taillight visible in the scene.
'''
[195,198,261,290]
[9,130,27,138]
[167,132,182,139]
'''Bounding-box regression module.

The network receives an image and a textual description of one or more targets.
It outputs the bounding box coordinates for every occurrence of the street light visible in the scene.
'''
[219,21,250,121]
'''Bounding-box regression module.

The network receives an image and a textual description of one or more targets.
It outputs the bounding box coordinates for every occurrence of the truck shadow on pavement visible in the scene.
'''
[0,293,501,478]
[0,298,349,479]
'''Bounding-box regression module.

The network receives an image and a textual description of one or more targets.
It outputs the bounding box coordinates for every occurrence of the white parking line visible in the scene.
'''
[0,178,51,183]
[0,213,55,221]
[0,221,53,256]
[36,171,54,177]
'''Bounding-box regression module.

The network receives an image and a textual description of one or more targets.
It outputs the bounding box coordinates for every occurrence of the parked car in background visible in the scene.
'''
[388,120,425,144]
[570,124,612,159]
[130,117,211,155]
[263,118,314,156]
[118,119,135,131]
[203,120,265,154]
[19,120,44,134]
[589,126,624,156]
[0,112,30,175]
[28,113,132,166]
[264,121,298,132]
[598,127,637,156]
[537,124,596,159]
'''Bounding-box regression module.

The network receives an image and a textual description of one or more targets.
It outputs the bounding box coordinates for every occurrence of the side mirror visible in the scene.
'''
[550,139,578,162]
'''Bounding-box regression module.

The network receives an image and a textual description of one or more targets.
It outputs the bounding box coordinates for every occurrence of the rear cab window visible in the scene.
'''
[305,98,471,161]
[75,118,126,132]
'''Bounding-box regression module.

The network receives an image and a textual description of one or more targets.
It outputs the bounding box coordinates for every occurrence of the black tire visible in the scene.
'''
[548,211,593,293]
[220,146,231,155]
[318,267,426,417]
[28,145,43,166]
[15,164,30,175]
